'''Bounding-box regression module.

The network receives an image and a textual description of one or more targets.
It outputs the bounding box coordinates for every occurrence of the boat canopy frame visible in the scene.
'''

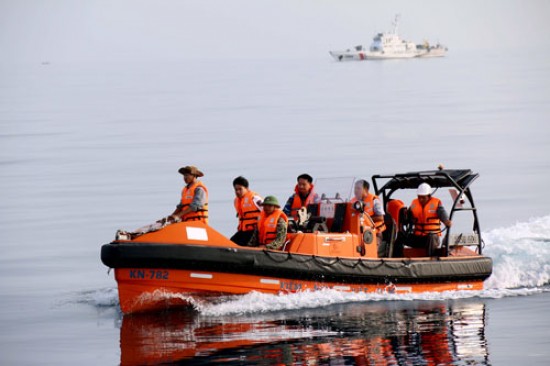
[372,169,483,255]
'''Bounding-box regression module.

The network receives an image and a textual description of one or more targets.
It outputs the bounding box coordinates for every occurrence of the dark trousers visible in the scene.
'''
[230,230,254,246]
[377,233,388,258]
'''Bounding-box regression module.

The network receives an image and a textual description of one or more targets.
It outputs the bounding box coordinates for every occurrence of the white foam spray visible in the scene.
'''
[483,214,550,289]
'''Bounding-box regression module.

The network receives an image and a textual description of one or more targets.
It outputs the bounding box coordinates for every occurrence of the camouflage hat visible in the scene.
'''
[261,195,280,207]
[178,165,204,177]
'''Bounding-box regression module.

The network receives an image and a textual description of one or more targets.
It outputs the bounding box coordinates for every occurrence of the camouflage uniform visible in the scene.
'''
[248,217,288,250]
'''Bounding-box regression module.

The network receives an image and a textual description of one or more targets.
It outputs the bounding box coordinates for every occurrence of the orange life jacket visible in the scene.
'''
[180,180,208,223]
[410,197,442,236]
[350,193,386,232]
[258,209,288,245]
[234,190,261,232]
[289,184,316,220]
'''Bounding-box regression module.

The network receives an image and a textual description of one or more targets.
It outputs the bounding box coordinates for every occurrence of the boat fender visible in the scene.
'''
[363,230,373,244]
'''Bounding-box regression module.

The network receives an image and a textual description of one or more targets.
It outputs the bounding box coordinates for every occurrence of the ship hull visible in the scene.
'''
[102,242,492,313]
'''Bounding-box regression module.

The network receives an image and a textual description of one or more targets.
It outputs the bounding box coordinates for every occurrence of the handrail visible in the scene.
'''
[372,170,483,257]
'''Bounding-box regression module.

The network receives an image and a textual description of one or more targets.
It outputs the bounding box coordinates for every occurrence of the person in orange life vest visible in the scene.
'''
[282,173,320,220]
[403,182,452,256]
[230,176,263,246]
[351,179,386,230]
[351,179,388,257]
[248,195,288,250]
[166,165,208,224]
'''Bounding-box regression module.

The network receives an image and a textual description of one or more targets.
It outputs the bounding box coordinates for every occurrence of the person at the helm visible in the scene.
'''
[400,183,452,256]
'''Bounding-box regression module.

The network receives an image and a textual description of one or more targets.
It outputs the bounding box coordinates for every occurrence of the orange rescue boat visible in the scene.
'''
[101,169,492,314]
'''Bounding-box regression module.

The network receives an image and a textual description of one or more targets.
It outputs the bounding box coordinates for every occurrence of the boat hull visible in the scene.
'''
[114,267,486,313]
[329,50,367,61]
[417,49,447,58]
[102,242,493,313]
[329,50,422,61]
[365,51,419,59]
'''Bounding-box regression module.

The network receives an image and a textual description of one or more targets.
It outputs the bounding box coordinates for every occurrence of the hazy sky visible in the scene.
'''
[1,0,549,63]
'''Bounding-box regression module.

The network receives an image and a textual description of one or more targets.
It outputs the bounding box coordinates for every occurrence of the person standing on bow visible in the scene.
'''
[282,173,320,221]
[405,182,452,256]
[248,196,288,250]
[230,176,263,246]
[167,165,209,224]
[351,179,387,257]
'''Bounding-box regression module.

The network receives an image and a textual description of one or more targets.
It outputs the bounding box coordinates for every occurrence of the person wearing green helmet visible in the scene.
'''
[248,195,289,250]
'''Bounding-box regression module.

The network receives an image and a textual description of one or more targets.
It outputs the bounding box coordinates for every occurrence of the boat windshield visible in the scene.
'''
[313,177,357,203]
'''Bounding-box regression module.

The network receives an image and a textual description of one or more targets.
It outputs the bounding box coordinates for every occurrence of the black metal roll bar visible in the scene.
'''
[372,169,482,255]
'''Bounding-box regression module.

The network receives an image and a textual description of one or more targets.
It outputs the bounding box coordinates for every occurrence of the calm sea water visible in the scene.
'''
[1,47,549,365]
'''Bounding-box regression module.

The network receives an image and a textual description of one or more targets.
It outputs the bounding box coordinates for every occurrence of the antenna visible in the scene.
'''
[392,14,401,35]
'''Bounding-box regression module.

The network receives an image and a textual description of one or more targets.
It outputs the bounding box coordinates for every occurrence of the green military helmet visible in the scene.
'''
[261,195,280,207]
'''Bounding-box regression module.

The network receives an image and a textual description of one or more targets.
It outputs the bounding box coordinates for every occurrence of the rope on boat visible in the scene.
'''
[262,250,293,263]
[262,250,420,271]
[312,256,340,266]
[337,258,363,269]
[357,259,386,269]
[289,254,316,264]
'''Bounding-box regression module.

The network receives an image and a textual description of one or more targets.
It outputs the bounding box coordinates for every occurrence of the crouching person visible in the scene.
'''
[248,196,288,250]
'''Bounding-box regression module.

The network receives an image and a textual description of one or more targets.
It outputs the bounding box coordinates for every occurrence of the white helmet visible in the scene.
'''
[417,183,432,196]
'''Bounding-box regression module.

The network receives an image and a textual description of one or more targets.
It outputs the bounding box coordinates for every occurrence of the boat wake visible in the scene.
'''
[483,214,550,289]
[89,215,550,314]
[69,287,119,307]
[195,287,550,317]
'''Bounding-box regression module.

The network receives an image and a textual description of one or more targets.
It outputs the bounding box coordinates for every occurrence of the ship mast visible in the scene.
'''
[392,14,401,35]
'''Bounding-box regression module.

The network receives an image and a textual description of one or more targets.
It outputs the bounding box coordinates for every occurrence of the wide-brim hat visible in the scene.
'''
[261,195,280,207]
[178,165,204,177]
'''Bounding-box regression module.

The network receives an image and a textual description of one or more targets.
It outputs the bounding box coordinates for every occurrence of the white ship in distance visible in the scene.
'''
[329,15,448,61]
